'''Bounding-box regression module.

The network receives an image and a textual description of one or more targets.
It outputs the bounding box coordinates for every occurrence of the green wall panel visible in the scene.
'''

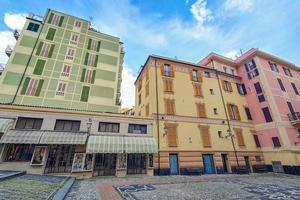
[0,94,14,103]
[90,85,114,98]
[3,72,22,85]
[21,96,43,106]
[11,53,30,65]
[99,54,118,66]
[95,69,116,81]
[43,99,70,108]
[101,40,119,52]
[48,79,58,90]
[19,35,36,48]
[87,104,118,113]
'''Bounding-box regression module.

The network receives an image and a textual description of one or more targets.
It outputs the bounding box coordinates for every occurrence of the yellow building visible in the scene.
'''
[134,55,265,175]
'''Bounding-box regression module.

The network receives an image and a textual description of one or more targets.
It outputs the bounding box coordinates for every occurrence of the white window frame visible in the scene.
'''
[26,79,39,96]
[65,47,75,60]
[61,64,71,77]
[40,43,50,57]
[70,33,79,45]
[51,14,61,26]
[56,82,66,96]
[84,69,93,83]
[74,20,82,28]
[87,53,96,66]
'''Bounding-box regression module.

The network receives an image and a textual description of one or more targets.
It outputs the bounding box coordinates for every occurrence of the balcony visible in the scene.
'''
[287,112,300,127]
[14,29,21,40]
[5,45,14,57]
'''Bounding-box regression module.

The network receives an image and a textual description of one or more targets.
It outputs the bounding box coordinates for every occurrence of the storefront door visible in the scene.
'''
[93,154,117,176]
[45,145,75,173]
[203,154,216,174]
[127,154,147,174]
[169,154,179,175]
[244,156,252,172]
[221,154,229,173]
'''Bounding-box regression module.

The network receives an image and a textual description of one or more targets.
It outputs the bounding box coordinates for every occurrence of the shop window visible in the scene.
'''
[127,154,147,174]
[128,124,147,134]
[15,117,43,130]
[148,154,154,168]
[98,122,120,133]
[54,120,80,132]
[5,144,35,161]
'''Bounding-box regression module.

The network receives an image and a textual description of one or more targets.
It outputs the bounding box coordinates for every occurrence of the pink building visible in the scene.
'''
[200,48,300,174]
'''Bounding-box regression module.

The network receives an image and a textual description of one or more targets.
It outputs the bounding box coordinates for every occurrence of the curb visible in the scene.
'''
[50,177,75,200]
[0,170,26,181]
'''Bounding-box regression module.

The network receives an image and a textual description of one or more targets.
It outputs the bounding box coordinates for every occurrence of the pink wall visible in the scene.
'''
[256,128,282,147]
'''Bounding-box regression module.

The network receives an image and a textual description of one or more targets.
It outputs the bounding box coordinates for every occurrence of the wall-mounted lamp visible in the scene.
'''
[219,129,234,139]
[163,125,168,137]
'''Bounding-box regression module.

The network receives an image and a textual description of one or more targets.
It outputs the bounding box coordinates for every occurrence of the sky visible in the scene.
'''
[0,0,300,108]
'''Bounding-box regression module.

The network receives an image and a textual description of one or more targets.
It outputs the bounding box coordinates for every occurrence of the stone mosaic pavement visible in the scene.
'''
[65,173,300,200]
[0,174,66,200]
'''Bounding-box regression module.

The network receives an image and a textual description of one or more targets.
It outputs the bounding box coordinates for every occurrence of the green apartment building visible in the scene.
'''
[0,9,124,113]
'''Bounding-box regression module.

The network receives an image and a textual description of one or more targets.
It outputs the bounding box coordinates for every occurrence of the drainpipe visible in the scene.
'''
[11,11,49,104]
[154,59,161,175]
[212,59,240,168]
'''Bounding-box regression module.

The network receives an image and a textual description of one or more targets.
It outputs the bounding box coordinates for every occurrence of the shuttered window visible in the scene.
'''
[189,69,203,82]
[46,28,56,40]
[87,38,100,52]
[167,125,178,147]
[160,63,175,77]
[196,103,206,118]
[21,78,44,96]
[165,99,175,115]
[253,134,261,147]
[227,104,241,120]
[199,126,211,147]
[33,59,46,75]
[81,69,96,84]
[48,13,64,27]
[36,42,54,58]
[234,128,245,146]
[80,86,90,102]
[221,80,233,92]
[193,83,202,97]
[163,78,173,93]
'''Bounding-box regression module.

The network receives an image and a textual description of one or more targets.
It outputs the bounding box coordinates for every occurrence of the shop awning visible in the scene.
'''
[86,135,124,153]
[124,137,158,153]
[39,131,88,145]
[0,118,14,133]
[0,130,42,144]
[86,135,158,154]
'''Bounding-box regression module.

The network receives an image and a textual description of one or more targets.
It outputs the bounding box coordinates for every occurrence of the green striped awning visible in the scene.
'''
[39,131,87,144]
[86,135,124,153]
[124,137,158,153]
[0,130,42,144]
[0,118,14,133]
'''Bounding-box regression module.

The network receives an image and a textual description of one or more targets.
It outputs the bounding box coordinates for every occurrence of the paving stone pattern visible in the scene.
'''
[0,174,66,200]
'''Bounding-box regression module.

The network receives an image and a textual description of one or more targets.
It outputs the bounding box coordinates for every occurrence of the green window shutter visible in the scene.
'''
[92,70,96,84]
[46,28,56,40]
[35,79,44,96]
[58,16,64,27]
[33,59,46,75]
[80,68,86,82]
[84,53,89,65]
[80,86,90,102]
[94,55,98,67]
[20,77,30,95]
[36,42,43,55]
[87,39,92,50]
[97,41,101,52]
[47,13,54,23]
[48,44,55,58]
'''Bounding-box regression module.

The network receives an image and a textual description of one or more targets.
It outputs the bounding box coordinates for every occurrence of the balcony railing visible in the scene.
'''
[14,29,21,40]
[287,112,300,121]
[5,45,14,57]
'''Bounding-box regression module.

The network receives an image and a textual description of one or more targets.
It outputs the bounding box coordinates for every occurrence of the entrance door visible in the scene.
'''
[221,154,228,173]
[93,154,117,176]
[203,154,216,174]
[244,156,252,172]
[127,154,147,174]
[169,154,179,175]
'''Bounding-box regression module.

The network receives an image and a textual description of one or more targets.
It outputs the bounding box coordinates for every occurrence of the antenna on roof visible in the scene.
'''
[239,49,243,56]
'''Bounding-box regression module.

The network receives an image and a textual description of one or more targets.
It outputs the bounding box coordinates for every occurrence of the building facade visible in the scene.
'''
[134,55,265,175]
[0,9,123,113]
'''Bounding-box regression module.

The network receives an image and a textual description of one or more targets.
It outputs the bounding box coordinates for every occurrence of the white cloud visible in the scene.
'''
[224,0,254,11]
[224,50,240,60]
[190,0,213,25]
[4,13,27,30]
[120,66,136,109]
[0,31,16,64]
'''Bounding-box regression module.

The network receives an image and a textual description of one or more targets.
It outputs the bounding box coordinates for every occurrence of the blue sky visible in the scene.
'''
[0,0,300,107]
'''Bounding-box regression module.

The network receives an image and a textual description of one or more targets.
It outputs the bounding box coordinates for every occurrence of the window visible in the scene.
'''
[227,104,241,120]
[36,42,54,58]
[223,66,227,73]
[5,144,35,161]
[70,33,79,45]
[231,69,235,75]
[291,83,299,95]
[209,89,214,95]
[287,101,295,114]
[163,78,173,93]
[128,124,147,134]
[272,137,281,147]
[166,125,177,147]
[54,120,80,132]
[27,22,40,32]
[21,78,44,96]
[254,82,262,94]
[213,108,218,115]
[253,135,261,147]
[164,64,171,77]
[193,83,202,97]
[235,128,245,146]
[16,117,43,130]
[61,64,71,77]
[74,20,82,28]
[258,94,265,102]
[145,104,149,116]
[66,48,75,60]
[56,82,66,96]
[283,66,292,77]
[255,156,262,162]
[222,80,233,92]
[33,59,46,75]
[86,53,97,67]
[165,99,175,115]
[46,28,56,40]
[269,61,279,72]
[204,71,211,78]
[98,122,119,133]
[48,13,64,26]
[196,103,206,118]
[192,69,199,82]
[236,83,247,95]
[88,39,100,52]
[277,78,286,92]
[80,86,90,102]
[244,107,252,120]
[199,126,211,147]
[262,107,273,122]
[245,59,259,79]
[84,69,95,84]
[297,129,300,136]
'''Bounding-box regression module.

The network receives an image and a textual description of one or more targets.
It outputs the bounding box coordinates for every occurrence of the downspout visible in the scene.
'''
[154,59,161,175]
[11,11,49,104]
[212,59,240,168]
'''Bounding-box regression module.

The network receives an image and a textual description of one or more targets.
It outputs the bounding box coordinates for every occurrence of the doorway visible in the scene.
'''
[127,154,147,174]
[221,154,229,173]
[169,154,179,175]
[203,154,216,174]
[93,154,117,176]
[244,156,252,173]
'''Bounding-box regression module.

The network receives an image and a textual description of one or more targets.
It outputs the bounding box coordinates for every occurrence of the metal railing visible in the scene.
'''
[5,45,14,57]
[14,29,21,40]
[287,112,300,121]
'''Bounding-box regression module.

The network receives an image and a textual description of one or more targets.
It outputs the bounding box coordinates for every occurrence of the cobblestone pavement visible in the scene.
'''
[0,174,66,200]
[65,173,300,200]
